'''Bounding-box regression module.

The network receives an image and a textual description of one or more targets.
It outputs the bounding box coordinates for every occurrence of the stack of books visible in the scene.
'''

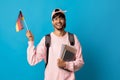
[60,44,77,61]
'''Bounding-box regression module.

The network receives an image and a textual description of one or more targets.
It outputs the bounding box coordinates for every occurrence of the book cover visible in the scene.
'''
[60,44,77,61]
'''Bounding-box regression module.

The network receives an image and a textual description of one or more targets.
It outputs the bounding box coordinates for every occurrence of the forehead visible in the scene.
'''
[54,16,63,19]
[52,13,65,19]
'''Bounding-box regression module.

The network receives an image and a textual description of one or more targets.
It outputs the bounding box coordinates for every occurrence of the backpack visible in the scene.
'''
[45,32,75,68]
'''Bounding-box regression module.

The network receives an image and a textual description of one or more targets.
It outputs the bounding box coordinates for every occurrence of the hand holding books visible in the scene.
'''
[58,44,77,69]
[57,58,66,68]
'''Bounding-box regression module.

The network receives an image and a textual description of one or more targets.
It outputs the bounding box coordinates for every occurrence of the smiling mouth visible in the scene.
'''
[56,23,62,26]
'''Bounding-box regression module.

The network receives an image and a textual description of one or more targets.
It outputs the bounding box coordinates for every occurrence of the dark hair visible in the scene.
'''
[52,12,66,20]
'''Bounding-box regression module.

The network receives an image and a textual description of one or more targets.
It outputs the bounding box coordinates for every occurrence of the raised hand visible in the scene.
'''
[26,30,34,41]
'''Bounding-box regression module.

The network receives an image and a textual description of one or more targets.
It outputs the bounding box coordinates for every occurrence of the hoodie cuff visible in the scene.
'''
[28,41,34,46]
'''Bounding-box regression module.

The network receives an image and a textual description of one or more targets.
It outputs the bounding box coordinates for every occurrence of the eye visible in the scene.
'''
[54,17,58,20]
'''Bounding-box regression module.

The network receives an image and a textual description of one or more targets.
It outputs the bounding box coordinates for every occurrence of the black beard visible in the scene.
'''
[56,27,64,30]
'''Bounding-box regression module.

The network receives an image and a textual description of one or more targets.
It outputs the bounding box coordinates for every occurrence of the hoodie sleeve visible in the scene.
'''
[27,37,46,66]
[64,34,84,72]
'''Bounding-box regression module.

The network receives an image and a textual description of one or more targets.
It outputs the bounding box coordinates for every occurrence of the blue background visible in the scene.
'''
[0,0,120,80]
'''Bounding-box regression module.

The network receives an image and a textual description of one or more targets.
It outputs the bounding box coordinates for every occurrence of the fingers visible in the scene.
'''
[26,30,34,41]
[26,30,32,37]
[57,58,66,68]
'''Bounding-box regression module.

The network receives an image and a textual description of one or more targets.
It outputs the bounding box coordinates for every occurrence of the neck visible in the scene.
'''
[53,30,66,37]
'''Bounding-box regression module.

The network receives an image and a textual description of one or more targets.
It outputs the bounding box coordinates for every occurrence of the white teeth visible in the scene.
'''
[56,23,62,26]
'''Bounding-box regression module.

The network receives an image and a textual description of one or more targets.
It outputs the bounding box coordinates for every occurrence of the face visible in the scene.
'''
[52,16,66,30]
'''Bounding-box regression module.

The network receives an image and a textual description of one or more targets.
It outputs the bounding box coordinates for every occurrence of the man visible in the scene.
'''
[26,8,84,80]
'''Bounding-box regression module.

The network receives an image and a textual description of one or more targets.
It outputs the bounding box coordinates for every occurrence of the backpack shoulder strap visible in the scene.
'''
[68,32,75,46]
[45,34,51,68]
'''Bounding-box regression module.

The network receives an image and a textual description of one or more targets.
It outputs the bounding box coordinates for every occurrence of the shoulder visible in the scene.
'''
[68,32,80,42]
[45,32,53,37]
[68,32,77,38]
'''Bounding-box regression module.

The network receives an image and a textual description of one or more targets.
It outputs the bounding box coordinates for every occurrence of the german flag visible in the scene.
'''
[16,11,24,32]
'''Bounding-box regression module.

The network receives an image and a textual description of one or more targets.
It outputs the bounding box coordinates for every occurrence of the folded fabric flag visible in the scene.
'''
[16,11,24,32]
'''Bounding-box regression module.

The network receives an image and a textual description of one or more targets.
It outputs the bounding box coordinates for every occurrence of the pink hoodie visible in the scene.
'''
[27,32,84,80]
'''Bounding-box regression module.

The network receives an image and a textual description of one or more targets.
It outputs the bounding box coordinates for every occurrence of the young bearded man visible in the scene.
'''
[26,8,84,80]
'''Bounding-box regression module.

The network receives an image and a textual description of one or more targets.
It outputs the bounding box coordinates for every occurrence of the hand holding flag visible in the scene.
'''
[26,30,34,41]
[16,10,34,41]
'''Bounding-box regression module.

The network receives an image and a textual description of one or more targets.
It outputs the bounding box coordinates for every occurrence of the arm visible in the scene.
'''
[26,30,46,66]
[64,35,84,72]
